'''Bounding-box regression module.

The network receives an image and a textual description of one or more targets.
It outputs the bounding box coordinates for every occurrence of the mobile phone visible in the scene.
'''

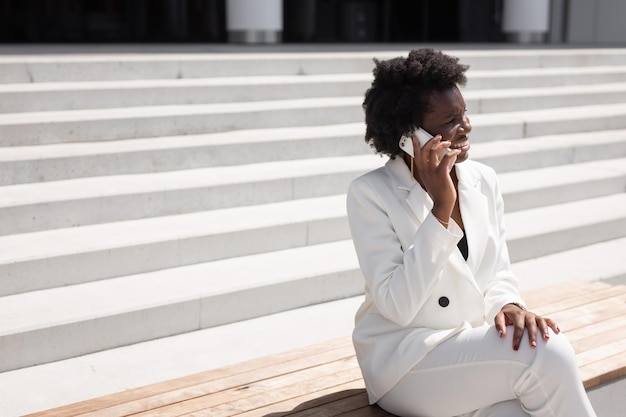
[399,128,448,159]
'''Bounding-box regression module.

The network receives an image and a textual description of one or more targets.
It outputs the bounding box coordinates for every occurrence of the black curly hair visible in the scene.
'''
[363,48,469,157]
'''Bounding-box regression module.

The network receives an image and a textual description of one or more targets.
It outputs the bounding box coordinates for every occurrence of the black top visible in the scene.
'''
[457,232,469,261]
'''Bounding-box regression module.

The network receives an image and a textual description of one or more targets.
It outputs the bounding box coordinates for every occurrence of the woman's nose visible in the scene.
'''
[459,116,471,134]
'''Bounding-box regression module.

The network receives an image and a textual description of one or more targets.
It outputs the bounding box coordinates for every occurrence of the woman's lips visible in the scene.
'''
[450,139,470,151]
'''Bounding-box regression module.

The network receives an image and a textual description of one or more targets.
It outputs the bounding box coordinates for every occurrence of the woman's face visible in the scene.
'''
[421,86,471,164]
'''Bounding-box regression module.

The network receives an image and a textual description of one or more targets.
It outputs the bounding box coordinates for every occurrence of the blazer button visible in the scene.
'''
[438,296,450,307]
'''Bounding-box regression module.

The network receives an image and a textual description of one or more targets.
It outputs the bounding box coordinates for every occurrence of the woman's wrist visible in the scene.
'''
[432,212,449,227]
[504,302,526,311]
[431,205,453,227]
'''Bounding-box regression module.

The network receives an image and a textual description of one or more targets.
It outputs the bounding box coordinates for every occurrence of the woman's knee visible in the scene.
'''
[533,330,578,377]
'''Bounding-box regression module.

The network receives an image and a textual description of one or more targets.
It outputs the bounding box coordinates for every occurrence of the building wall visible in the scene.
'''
[596,0,626,42]
[2,0,626,44]
[567,0,626,43]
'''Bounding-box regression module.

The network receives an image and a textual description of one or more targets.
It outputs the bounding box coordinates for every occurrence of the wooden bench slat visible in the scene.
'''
[127,357,360,417]
[538,292,626,332]
[530,284,626,317]
[234,381,365,417]
[336,405,392,417]
[266,387,370,417]
[523,281,610,309]
[560,314,626,344]
[575,337,626,368]
[579,349,626,389]
[88,356,358,417]
[26,342,355,417]
[26,281,626,417]
[570,322,626,355]
[205,367,363,417]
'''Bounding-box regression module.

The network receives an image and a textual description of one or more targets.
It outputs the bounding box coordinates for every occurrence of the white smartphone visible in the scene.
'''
[399,127,448,159]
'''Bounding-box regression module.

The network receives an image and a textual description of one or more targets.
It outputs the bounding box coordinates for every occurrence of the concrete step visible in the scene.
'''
[507,193,626,262]
[512,237,626,290]
[3,49,626,83]
[0,294,366,417]
[499,158,626,212]
[0,74,372,113]
[470,103,626,142]
[472,129,626,174]
[1,232,625,378]
[0,240,362,373]
[0,123,368,185]
[4,70,626,113]
[466,65,626,90]
[464,82,626,114]
[2,125,626,186]
[0,52,383,84]
[1,181,625,297]
[452,48,626,70]
[5,99,626,147]
[0,195,350,296]
[0,155,383,235]
[1,152,625,236]
[0,97,363,146]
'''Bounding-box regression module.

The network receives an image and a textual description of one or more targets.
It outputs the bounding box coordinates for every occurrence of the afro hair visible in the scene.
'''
[362,48,469,157]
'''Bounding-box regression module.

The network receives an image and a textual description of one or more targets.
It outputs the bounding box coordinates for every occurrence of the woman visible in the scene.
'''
[346,49,597,417]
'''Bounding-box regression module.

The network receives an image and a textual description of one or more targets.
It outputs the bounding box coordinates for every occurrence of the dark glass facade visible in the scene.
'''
[0,0,504,43]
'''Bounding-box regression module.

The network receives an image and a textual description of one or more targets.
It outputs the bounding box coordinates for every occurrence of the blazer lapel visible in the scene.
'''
[387,158,483,290]
[388,157,489,268]
[387,157,433,225]
[455,163,489,275]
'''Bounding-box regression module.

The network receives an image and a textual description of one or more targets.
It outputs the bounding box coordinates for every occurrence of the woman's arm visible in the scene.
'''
[346,176,462,327]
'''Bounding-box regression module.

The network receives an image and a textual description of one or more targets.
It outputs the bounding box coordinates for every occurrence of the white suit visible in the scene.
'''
[346,156,525,404]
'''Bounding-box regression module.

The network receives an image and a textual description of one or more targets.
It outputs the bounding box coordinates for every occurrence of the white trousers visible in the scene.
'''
[377,325,597,417]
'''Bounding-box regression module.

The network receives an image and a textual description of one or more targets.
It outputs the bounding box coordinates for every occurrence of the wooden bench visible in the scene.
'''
[27,280,626,417]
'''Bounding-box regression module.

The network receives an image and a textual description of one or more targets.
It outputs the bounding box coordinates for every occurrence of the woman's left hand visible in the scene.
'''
[495,304,560,351]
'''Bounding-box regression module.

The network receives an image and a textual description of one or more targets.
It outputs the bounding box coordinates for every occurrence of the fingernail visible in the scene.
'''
[499,330,503,337]
[514,345,519,351]
[531,341,537,348]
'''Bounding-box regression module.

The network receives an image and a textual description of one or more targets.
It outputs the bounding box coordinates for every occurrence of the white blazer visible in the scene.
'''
[346,156,525,404]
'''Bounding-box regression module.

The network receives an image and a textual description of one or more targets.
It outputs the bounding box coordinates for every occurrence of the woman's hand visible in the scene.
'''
[411,133,461,221]
[495,304,561,351]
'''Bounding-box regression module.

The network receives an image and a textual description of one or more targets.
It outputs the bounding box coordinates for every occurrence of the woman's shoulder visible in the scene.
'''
[346,158,402,209]
[349,158,395,189]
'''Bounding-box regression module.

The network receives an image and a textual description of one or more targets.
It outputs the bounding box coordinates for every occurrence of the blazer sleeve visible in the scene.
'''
[482,170,526,323]
[346,175,463,327]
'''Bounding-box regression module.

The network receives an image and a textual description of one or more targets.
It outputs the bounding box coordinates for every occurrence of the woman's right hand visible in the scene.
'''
[411,133,461,221]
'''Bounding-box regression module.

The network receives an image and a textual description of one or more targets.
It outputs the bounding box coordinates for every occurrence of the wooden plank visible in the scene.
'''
[78,350,357,417]
[579,350,626,389]
[560,314,626,344]
[529,284,626,317]
[233,381,366,417]
[27,340,355,417]
[523,281,610,309]
[126,357,360,417]
[265,387,370,417]
[337,405,391,417]
[576,338,626,368]
[197,367,363,417]
[570,322,626,355]
[539,293,626,332]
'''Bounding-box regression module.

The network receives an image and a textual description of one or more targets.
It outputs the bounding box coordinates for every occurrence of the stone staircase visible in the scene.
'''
[1,47,626,415]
